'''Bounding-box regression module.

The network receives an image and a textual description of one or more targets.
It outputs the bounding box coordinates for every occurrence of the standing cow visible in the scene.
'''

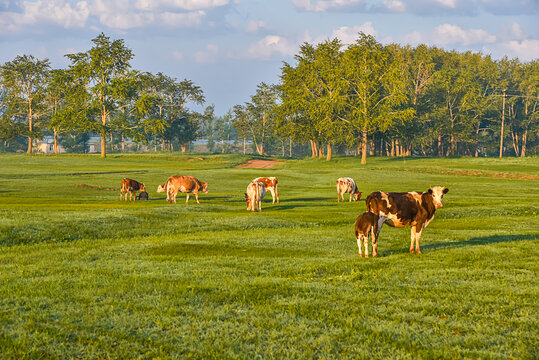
[253,177,279,204]
[337,177,362,202]
[157,175,208,204]
[366,186,449,254]
[120,178,146,201]
[245,181,266,212]
[354,212,380,258]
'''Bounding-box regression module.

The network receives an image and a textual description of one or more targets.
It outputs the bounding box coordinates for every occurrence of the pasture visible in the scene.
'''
[0,153,537,359]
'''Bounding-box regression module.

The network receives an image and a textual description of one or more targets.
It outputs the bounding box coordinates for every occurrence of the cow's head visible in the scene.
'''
[140,183,146,192]
[428,186,449,208]
[353,190,362,201]
[157,184,166,193]
[202,182,209,193]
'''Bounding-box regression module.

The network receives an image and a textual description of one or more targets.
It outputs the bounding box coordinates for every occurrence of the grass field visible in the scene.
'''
[0,153,537,359]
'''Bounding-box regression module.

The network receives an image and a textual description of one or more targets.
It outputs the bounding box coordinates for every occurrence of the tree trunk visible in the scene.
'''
[181,144,186,152]
[289,138,292,158]
[318,141,324,158]
[499,90,506,158]
[326,142,332,161]
[243,137,246,155]
[27,109,33,154]
[437,135,443,157]
[162,138,166,152]
[361,130,368,165]
[53,128,59,154]
[390,140,395,156]
[310,140,317,158]
[121,133,126,153]
[100,132,106,158]
[511,131,519,157]
[521,130,527,157]
[369,137,375,156]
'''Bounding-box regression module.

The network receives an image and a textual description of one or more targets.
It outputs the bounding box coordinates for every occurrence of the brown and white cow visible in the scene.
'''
[354,212,380,258]
[336,177,362,202]
[366,186,449,254]
[253,177,279,204]
[245,181,266,212]
[120,178,146,201]
[157,175,209,204]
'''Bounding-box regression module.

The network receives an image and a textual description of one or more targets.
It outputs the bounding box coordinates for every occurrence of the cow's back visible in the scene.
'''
[167,175,198,192]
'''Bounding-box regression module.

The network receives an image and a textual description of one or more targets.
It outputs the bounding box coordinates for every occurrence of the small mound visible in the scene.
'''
[236,159,285,168]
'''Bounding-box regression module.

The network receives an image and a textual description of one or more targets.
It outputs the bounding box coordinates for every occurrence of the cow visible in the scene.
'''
[120,178,146,201]
[354,212,380,258]
[157,175,209,204]
[366,186,449,254]
[336,177,362,202]
[245,181,266,212]
[253,177,279,204]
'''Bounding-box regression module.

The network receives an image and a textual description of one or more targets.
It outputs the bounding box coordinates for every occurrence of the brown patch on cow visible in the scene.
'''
[236,159,285,168]
[75,184,118,191]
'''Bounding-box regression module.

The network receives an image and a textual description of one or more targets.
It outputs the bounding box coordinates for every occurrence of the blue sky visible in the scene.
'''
[1,0,538,115]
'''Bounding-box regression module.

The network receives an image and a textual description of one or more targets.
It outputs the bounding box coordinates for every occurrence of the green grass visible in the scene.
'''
[0,153,537,359]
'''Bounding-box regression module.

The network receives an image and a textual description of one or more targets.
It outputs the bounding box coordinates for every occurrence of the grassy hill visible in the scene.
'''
[0,153,537,358]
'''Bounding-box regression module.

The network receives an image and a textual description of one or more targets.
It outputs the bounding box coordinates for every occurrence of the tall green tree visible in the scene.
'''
[0,55,50,153]
[343,33,411,164]
[65,33,135,158]
[246,82,279,155]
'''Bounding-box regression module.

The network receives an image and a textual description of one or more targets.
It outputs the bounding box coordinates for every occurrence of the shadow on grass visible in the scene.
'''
[378,234,537,256]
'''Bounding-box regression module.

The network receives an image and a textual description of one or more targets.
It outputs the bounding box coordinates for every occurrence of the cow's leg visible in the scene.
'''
[185,193,190,204]
[195,192,200,204]
[275,185,279,203]
[415,226,423,254]
[371,227,378,257]
[410,227,417,253]
[357,235,363,257]
[363,234,369,258]
[258,199,262,212]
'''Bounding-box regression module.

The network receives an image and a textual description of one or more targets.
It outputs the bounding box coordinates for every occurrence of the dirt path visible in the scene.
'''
[236,159,285,168]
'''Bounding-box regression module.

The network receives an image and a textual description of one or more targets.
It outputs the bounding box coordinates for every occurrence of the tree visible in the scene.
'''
[0,55,50,153]
[65,33,135,158]
[343,33,411,164]
[245,82,279,155]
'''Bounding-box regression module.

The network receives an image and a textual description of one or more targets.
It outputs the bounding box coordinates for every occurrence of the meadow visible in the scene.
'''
[0,153,537,359]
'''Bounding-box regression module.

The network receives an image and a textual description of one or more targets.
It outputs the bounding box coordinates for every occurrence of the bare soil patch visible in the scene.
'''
[236,159,285,168]
[74,184,119,191]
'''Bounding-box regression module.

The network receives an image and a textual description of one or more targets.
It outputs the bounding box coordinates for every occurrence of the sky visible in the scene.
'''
[1,0,538,115]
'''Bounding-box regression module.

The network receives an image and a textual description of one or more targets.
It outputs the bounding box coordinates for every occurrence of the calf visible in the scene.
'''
[157,175,209,204]
[253,177,279,204]
[366,186,449,254]
[245,181,266,212]
[120,178,146,201]
[336,177,362,202]
[354,212,380,258]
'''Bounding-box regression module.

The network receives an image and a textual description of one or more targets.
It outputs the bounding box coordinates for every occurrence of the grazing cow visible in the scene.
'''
[366,186,449,254]
[157,175,209,204]
[336,177,362,202]
[253,177,279,204]
[120,178,146,201]
[136,191,149,200]
[245,181,266,212]
[354,212,380,258]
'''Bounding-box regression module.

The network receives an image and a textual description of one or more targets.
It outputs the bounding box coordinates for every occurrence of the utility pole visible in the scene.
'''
[499,90,506,158]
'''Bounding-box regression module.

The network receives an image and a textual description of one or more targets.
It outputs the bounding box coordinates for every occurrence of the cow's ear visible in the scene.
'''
[443,188,449,194]
[428,189,433,194]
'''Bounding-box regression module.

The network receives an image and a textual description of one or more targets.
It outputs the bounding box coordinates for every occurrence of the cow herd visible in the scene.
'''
[120,175,448,257]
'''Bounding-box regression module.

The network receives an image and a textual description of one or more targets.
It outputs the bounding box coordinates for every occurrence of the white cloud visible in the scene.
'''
[384,0,406,12]
[135,0,229,11]
[433,24,496,45]
[497,39,539,61]
[172,50,184,61]
[194,43,219,64]
[435,0,457,8]
[331,22,377,45]
[0,0,90,32]
[241,35,297,60]
[159,10,205,27]
[292,0,361,12]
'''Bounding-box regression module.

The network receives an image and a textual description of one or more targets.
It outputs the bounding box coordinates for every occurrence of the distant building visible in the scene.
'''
[36,136,66,153]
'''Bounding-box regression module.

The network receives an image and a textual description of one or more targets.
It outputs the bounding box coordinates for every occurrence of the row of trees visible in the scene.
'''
[1,33,537,162]
[233,34,538,162]
[0,33,205,157]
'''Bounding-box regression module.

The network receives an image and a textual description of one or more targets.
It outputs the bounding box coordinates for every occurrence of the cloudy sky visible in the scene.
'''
[1,0,538,114]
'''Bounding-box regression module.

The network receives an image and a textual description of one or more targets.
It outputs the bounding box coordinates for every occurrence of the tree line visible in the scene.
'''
[233,33,538,162]
[1,33,537,162]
